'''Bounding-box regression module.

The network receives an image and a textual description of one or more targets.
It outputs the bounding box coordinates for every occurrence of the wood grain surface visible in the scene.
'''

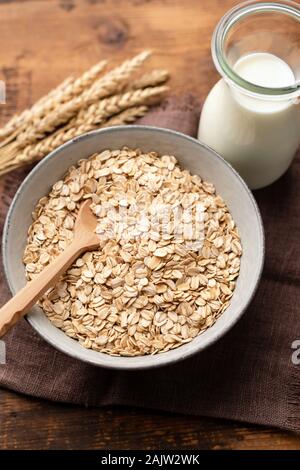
[0,0,299,450]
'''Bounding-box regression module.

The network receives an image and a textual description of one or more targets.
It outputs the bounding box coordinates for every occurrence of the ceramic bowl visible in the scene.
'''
[2,126,264,369]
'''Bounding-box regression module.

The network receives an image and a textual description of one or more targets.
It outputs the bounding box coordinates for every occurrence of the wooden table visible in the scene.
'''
[0,0,299,450]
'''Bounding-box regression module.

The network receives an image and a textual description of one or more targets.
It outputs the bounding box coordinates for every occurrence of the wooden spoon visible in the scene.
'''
[0,199,99,338]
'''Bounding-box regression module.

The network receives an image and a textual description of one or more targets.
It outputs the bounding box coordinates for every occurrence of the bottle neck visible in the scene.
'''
[212,1,300,102]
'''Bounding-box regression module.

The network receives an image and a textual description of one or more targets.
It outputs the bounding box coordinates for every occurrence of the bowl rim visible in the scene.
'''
[2,125,265,369]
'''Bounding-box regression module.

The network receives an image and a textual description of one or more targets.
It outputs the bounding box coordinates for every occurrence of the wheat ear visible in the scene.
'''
[131,70,169,89]
[66,85,166,130]
[0,106,148,176]
[12,51,150,149]
[0,77,74,144]
[0,60,107,147]
[101,106,148,127]
[8,86,166,168]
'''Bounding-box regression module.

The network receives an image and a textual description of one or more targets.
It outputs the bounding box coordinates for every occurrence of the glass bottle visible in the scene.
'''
[198,0,300,189]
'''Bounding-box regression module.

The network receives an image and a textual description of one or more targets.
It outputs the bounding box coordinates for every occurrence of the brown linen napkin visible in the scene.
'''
[0,95,299,432]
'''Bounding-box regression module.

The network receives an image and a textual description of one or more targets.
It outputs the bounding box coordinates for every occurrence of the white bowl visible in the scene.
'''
[2,126,264,369]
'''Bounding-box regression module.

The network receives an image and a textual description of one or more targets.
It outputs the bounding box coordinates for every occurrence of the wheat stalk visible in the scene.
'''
[0,77,74,144]
[85,50,151,97]
[11,51,150,150]
[0,51,169,176]
[69,84,165,130]
[1,106,148,174]
[0,60,107,146]
[0,162,22,176]
[101,106,148,127]
[55,60,108,103]
[131,69,169,89]
[1,86,166,172]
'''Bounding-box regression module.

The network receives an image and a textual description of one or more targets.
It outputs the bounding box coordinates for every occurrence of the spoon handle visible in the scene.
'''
[0,238,84,338]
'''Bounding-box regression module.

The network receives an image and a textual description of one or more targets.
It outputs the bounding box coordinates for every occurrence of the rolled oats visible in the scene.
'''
[23,147,242,357]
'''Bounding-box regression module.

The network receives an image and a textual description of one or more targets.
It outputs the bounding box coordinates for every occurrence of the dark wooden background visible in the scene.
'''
[0,0,299,450]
